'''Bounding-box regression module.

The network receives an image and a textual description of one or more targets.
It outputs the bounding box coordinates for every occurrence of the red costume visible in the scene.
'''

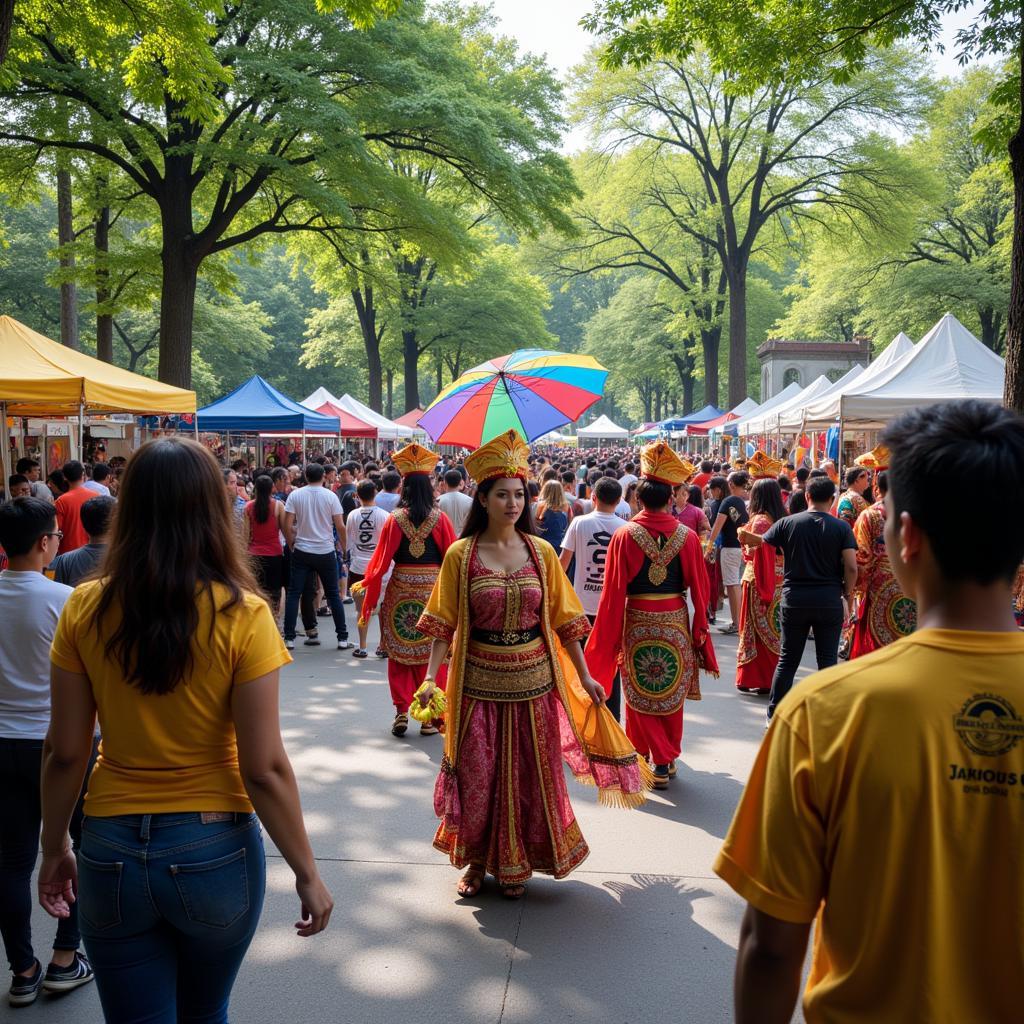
[586,510,719,766]
[735,512,783,691]
[357,507,456,712]
[850,501,916,658]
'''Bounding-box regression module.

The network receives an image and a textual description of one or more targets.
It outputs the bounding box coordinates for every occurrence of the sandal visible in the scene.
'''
[391,713,408,737]
[501,884,526,900]
[419,722,439,736]
[457,867,485,898]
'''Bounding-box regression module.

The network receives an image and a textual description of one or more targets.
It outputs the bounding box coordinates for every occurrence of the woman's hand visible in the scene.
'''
[295,873,334,937]
[580,675,606,706]
[38,847,77,919]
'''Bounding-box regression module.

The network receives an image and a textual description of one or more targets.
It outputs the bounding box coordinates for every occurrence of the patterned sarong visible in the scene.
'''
[620,599,700,715]
[380,563,440,665]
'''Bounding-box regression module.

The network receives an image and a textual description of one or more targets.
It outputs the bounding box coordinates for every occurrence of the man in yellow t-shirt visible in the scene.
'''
[714,400,1024,1024]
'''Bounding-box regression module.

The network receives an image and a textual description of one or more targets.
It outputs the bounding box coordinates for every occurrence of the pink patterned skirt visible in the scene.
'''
[433,690,590,885]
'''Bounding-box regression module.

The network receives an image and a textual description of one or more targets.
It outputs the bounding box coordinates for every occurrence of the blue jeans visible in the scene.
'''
[283,548,349,642]
[78,812,265,1024]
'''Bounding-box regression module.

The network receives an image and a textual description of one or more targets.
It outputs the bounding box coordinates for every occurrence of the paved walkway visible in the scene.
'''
[16,621,816,1024]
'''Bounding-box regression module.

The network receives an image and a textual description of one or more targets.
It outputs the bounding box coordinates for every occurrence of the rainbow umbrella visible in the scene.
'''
[417,349,608,448]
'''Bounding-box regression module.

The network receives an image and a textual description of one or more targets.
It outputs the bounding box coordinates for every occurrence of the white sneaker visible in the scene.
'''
[337,640,354,650]
[285,638,295,650]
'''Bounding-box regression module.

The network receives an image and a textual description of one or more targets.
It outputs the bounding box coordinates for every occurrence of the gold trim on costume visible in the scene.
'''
[394,507,440,559]
[625,522,689,587]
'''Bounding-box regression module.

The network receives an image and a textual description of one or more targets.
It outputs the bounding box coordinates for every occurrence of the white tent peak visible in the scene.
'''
[729,397,760,417]
[301,386,340,410]
[578,414,629,438]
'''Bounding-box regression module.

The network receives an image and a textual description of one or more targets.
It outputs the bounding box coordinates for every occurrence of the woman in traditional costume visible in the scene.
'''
[416,430,650,900]
[586,442,719,790]
[849,453,917,658]
[735,470,787,694]
[352,443,456,737]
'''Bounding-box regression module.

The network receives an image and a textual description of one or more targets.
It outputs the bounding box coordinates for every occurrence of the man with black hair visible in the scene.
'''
[6,476,30,500]
[707,471,751,633]
[376,470,402,513]
[718,400,1024,1024]
[83,463,111,496]
[438,470,472,535]
[282,462,352,651]
[15,459,51,504]
[53,461,92,554]
[0,498,94,1004]
[741,476,857,721]
[47,495,115,587]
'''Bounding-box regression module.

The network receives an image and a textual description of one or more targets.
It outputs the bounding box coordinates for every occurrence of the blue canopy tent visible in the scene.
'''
[659,404,724,433]
[197,375,340,463]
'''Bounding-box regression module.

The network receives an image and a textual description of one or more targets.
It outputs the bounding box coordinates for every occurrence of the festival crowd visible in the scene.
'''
[1,398,1023,1022]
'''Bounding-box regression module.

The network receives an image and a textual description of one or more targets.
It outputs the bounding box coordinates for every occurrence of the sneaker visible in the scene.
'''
[342,596,354,605]
[285,638,295,650]
[337,640,354,651]
[42,952,94,994]
[9,960,42,1007]
[352,648,368,659]
[303,630,320,647]
[716,622,738,635]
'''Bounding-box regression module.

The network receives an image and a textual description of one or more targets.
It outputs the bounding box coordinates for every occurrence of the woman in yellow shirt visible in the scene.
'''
[37,438,333,1024]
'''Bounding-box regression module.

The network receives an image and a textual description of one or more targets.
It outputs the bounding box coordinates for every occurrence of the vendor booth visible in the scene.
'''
[197,375,341,464]
[577,414,630,445]
[0,315,196,487]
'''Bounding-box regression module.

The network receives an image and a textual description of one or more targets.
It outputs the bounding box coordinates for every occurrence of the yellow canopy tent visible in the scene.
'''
[1,315,197,487]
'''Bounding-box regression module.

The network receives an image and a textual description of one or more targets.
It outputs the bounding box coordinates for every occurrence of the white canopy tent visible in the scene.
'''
[577,414,630,440]
[723,381,804,437]
[774,364,865,432]
[802,315,1002,428]
[728,397,761,418]
[301,386,340,409]
[743,376,836,435]
[800,332,916,428]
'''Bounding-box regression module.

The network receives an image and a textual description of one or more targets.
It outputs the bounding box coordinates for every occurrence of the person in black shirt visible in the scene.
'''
[707,471,750,633]
[740,477,857,721]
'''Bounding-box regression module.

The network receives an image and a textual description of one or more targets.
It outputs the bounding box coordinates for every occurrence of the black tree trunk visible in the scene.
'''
[726,264,747,409]
[352,287,382,412]
[1004,38,1024,414]
[701,326,721,407]
[402,330,420,412]
[386,370,394,420]
[57,166,79,350]
[95,205,113,363]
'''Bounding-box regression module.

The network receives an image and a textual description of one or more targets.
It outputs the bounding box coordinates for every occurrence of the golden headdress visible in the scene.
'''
[747,450,785,479]
[464,429,530,485]
[854,445,890,471]
[391,442,438,477]
[639,441,694,486]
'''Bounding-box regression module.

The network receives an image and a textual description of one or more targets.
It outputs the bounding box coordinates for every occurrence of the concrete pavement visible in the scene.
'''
[12,620,817,1024]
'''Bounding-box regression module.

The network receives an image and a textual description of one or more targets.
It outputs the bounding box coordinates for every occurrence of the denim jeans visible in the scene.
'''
[283,548,348,642]
[0,736,93,973]
[767,603,845,720]
[78,812,265,1024]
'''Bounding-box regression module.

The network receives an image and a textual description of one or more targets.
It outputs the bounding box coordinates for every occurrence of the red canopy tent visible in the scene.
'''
[685,411,738,436]
[394,408,425,428]
[314,401,378,438]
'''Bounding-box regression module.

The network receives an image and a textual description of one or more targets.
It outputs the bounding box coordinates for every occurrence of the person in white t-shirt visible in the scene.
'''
[345,481,391,658]
[438,470,473,537]
[82,464,112,496]
[375,472,402,513]
[282,464,352,651]
[618,462,638,493]
[559,477,628,719]
[0,497,95,1002]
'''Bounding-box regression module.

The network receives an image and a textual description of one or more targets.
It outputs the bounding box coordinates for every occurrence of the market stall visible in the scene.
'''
[0,315,196,487]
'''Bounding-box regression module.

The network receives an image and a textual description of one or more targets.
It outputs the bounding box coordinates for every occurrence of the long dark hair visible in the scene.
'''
[92,438,259,696]
[460,477,536,539]
[398,473,436,527]
[253,473,273,524]
[749,478,787,523]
